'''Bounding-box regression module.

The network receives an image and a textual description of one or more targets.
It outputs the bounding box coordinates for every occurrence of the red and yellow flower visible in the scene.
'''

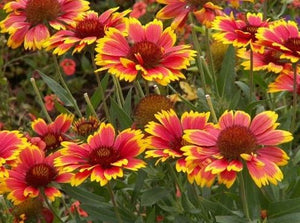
[226,0,254,8]
[5,146,72,204]
[237,48,292,73]
[212,12,268,52]
[194,2,224,28]
[0,130,28,178]
[31,114,74,152]
[156,0,221,29]
[95,18,196,85]
[268,68,300,94]
[145,109,212,172]
[182,110,293,188]
[256,20,300,63]
[0,0,89,50]
[55,123,146,186]
[44,8,129,55]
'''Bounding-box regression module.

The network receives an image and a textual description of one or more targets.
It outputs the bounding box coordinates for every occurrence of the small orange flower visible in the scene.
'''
[130,1,147,19]
[60,59,76,76]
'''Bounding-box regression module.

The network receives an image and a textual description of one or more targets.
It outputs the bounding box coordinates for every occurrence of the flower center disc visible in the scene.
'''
[285,37,300,53]
[242,25,259,41]
[89,147,119,168]
[75,19,105,39]
[169,138,186,154]
[217,125,257,160]
[43,133,61,150]
[25,0,61,25]
[128,41,163,69]
[25,163,57,187]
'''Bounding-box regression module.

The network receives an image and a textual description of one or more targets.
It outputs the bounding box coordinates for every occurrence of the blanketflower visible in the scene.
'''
[237,48,291,73]
[44,94,64,112]
[5,146,72,204]
[212,12,268,52]
[130,1,147,19]
[0,0,89,50]
[256,20,300,63]
[226,0,254,8]
[95,18,196,85]
[182,110,293,188]
[55,123,146,186]
[0,130,28,178]
[31,113,74,152]
[145,109,211,171]
[44,8,129,55]
[156,0,220,29]
[194,2,224,28]
[268,68,300,94]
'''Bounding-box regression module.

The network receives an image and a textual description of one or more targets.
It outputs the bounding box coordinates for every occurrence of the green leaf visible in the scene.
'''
[268,197,300,217]
[215,215,247,223]
[38,70,73,106]
[86,73,109,116]
[123,87,133,115]
[217,45,236,99]
[268,212,300,223]
[110,98,133,129]
[141,187,170,206]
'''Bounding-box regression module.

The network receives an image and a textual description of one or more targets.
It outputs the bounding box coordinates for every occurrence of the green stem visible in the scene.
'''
[134,80,145,98]
[41,190,64,223]
[249,49,254,100]
[107,182,123,223]
[90,51,111,122]
[291,62,298,133]
[112,75,125,107]
[238,172,251,221]
[84,93,99,119]
[168,84,198,110]
[167,163,183,193]
[189,15,208,94]
[52,55,82,117]
[205,94,218,123]
[30,78,52,123]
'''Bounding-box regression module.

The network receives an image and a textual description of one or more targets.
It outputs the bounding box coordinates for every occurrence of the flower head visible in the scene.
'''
[256,20,300,63]
[0,0,89,50]
[156,0,219,29]
[5,146,72,204]
[72,116,101,137]
[44,94,64,112]
[183,110,293,188]
[133,94,174,129]
[60,59,76,76]
[194,2,224,28]
[145,109,212,174]
[268,67,300,94]
[0,130,28,178]
[95,18,196,85]
[212,12,268,52]
[31,114,74,152]
[55,123,146,186]
[44,8,129,55]
[130,1,147,19]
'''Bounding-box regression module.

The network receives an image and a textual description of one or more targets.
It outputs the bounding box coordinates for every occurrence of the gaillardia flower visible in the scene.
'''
[72,116,101,137]
[156,0,219,29]
[0,0,89,50]
[183,110,293,188]
[256,20,300,63]
[268,68,300,94]
[44,8,129,55]
[212,12,268,52]
[95,18,196,85]
[226,0,254,8]
[0,130,28,178]
[237,48,291,73]
[194,2,224,28]
[5,146,72,204]
[31,113,74,152]
[133,94,174,129]
[145,109,212,173]
[55,123,146,186]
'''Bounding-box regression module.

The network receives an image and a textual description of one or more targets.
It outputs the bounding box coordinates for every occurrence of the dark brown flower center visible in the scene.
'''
[242,25,259,41]
[43,133,62,150]
[217,126,258,160]
[127,41,163,69]
[89,146,120,168]
[75,19,105,39]
[169,137,187,154]
[25,0,61,25]
[263,50,285,65]
[25,163,57,187]
[285,37,300,53]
